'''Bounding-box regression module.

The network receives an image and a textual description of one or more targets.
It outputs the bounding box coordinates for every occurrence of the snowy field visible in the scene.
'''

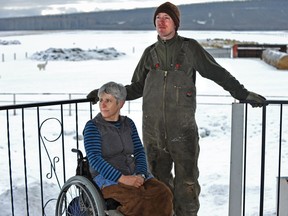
[0,30,288,216]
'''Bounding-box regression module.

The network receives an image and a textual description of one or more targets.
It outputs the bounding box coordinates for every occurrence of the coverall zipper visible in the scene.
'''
[163,41,168,142]
[163,70,168,141]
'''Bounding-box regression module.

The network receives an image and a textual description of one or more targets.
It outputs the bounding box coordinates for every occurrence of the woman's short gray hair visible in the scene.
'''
[98,81,127,102]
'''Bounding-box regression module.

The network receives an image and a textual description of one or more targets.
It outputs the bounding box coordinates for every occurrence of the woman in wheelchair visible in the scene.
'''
[83,81,173,216]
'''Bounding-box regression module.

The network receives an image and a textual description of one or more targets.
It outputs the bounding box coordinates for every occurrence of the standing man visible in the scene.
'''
[87,2,266,215]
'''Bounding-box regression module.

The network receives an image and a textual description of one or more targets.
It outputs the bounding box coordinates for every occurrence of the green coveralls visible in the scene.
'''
[125,34,249,216]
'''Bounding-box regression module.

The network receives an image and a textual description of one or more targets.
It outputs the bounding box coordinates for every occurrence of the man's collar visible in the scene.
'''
[157,33,178,45]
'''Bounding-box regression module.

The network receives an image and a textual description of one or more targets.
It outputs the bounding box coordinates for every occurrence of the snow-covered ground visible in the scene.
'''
[0,30,288,216]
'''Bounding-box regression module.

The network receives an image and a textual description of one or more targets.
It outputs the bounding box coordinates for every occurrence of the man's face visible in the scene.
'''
[155,12,176,40]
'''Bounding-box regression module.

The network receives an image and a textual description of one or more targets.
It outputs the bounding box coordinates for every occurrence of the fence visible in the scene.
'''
[0,98,93,216]
[1,52,29,62]
[0,47,232,63]
[0,97,287,215]
[229,100,288,216]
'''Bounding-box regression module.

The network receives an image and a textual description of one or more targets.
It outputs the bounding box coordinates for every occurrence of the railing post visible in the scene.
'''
[128,101,130,114]
[69,94,72,116]
[277,176,288,216]
[13,94,16,115]
[229,102,244,216]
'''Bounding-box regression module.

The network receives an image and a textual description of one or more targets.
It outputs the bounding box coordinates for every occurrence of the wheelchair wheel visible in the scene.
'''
[55,175,106,216]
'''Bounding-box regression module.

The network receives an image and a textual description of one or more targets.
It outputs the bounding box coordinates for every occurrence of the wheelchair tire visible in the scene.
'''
[55,175,106,216]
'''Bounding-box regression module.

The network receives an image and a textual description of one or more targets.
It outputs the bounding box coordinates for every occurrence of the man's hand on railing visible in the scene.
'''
[246,91,266,107]
[87,89,99,104]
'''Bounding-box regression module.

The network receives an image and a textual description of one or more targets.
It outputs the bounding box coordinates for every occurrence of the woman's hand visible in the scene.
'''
[118,175,144,188]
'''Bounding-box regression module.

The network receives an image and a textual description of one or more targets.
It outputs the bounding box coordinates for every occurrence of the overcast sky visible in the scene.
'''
[0,0,237,18]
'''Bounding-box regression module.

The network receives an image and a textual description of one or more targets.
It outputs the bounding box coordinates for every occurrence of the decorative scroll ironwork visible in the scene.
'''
[39,117,64,215]
[39,117,62,187]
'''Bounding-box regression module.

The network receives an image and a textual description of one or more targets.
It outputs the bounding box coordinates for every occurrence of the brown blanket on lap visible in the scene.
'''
[102,178,173,216]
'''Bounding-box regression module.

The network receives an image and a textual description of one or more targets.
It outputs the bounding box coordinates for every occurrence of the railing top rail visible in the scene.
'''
[1,98,288,111]
[0,92,86,95]
[240,99,288,105]
[0,98,92,110]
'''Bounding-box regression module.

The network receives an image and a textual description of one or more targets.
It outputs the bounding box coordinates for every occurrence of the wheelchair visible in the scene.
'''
[55,148,123,216]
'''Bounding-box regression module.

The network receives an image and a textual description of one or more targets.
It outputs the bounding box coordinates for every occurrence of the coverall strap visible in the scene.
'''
[175,38,196,84]
[175,38,189,68]
[150,46,160,68]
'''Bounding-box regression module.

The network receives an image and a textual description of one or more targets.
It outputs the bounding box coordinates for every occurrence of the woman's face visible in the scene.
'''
[99,92,124,121]
[155,12,176,40]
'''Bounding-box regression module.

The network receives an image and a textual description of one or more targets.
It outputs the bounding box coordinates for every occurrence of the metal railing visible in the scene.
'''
[1,97,287,215]
[0,98,93,216]
[229,100,288,216]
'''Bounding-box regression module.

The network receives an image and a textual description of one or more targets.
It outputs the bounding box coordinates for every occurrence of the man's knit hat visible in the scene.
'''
[153,2,180,31]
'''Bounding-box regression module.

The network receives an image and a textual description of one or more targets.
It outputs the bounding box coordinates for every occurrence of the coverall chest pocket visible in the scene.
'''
[174,85,196,107]
[167,69,196,107]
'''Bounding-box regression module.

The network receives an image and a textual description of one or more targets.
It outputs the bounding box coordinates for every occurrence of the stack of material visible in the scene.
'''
[262,49,288,70]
